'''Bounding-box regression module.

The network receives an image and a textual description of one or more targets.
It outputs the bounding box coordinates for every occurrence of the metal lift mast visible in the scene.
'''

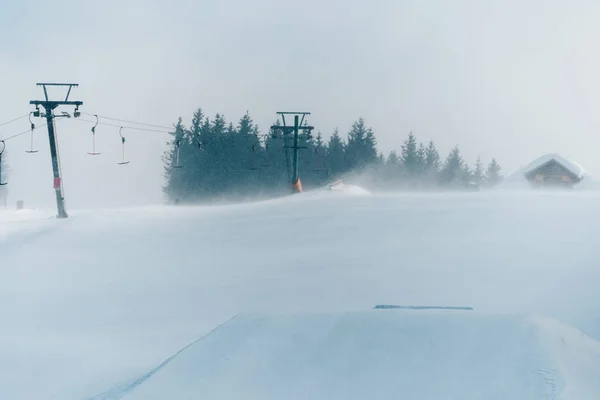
[270,112,313,193]
[30,83,82,219]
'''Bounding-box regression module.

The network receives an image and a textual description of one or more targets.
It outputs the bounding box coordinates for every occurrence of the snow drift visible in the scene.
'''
[101,310,600,400]
[326,179,370,195]
[3,191,600,399]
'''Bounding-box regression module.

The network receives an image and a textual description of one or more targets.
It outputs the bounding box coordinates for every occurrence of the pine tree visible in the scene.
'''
[387,151,399,165]
[417,142,426,176]
[383,150,402,187]
[313,131,328,181]
[181,113,227,199]
[439,145,464,186]
[263,120,290,191]
[364,127,378,165]
[422,140,441,188]
[212,114,227,138]
[162,118,187,201]
[184,109,205,199]
[190,109,204,147]
[314,131,325,150]
[400,132,420,176]
[327,128,346,178]
[462,164,473,184]
[472,156,484,185]
[345,118,364,169]
[486,158,502,186]
[345,118,376,170]
[234,112,260,192]
[425,140,440,172]
[194,115,213,198]
[345,119,364,169]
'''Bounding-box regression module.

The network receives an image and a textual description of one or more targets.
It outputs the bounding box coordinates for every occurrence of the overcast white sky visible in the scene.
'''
[1,0,600,209]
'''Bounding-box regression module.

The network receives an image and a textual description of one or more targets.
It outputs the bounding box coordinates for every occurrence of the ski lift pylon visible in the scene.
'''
[117,127,130,165]
[87,114,101,155]
[25,112,38,154]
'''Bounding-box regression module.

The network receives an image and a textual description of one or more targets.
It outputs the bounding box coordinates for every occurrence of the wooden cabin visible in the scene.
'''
[522,154,584,189]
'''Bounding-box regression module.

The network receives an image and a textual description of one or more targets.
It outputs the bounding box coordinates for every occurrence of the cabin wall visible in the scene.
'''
[526,160,579,189]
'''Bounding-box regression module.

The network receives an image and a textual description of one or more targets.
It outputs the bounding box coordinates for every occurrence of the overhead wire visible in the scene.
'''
[0,110,176,189]
[0,110,175,143]
[73,117,173,133]
[81,112,172,130]
[0,122,48,142]
[0,113,30,127]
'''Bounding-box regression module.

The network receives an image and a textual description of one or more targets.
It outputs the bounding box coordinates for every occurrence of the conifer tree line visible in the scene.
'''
[163,109,502,202]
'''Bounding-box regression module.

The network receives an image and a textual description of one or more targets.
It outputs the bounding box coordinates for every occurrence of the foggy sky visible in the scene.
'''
[1,0,600,210]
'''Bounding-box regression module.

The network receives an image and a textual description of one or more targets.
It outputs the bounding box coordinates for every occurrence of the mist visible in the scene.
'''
[1,0,600,211]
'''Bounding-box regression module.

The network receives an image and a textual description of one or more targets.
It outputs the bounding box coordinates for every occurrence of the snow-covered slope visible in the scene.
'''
[2,190,600,399]
[101,311,600,400]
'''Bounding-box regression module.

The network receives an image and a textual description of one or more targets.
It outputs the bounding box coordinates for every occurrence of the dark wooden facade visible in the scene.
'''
[524,159,581,189]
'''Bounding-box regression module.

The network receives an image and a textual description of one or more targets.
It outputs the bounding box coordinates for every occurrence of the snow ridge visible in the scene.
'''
[87,314,239,400]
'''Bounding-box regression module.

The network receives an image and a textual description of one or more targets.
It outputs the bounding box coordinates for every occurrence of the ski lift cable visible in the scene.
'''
[0,113,30,127]
[72,117,173,133]
[0,122,49,142]
[81,112,172,130]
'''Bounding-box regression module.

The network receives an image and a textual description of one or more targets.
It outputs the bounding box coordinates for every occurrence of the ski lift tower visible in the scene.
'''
[270,112,313,193]
[30,83,83,219]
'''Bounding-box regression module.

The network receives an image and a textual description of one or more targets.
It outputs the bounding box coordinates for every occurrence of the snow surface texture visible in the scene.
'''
[2,190,600,399]
[100,311,600,400]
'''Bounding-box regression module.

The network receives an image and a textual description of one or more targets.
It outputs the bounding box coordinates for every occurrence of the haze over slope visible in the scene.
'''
[1,190,600,399]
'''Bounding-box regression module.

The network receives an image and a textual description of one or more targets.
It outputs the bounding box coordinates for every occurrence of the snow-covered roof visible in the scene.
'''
[522,153,587,179]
